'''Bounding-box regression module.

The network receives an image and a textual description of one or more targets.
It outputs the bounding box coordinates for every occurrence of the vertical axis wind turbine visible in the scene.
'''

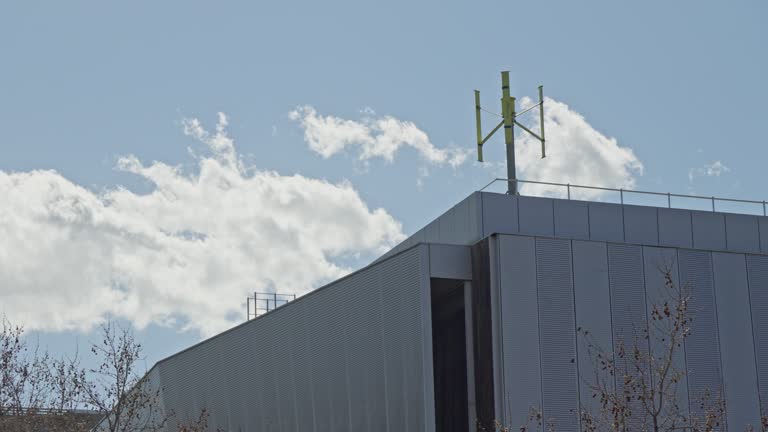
[475,71,546,195]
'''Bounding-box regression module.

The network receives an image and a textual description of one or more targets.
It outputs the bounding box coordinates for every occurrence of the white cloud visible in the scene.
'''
[0,113,404,337]
[514,97,644,200]
[688,160,730,182]
[416,166,430,191]
[289,105,470,167]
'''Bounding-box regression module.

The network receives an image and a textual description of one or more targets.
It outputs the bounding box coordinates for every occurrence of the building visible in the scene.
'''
[138,185,768,431]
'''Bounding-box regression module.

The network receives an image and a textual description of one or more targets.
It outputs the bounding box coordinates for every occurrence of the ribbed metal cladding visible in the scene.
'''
[344,266,382,431]
[290,301,315,431]
[572,241,613,422]
[536,238,579,430]
[379,251,423,432]
[152,246,429,432]
[607,243,648,429]
[678,250,723,419]
[748,255,768,416]
[713,252,761,428]
[497,235,540,428]
[608,244,648,351]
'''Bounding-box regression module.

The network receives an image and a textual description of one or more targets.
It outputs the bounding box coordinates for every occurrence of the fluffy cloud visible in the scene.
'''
[0,113,404,336]
[688,160,730,182]
[514,97,644,200]
[289,106,470,167]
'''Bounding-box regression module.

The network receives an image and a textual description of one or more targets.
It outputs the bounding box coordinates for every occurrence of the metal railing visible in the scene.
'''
[246,292,296,320]
[0,406,100,416]
[479,178,768,216]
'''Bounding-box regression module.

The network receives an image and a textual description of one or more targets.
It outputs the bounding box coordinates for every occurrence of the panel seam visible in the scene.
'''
[709,252,728,431]
[534,238,546,425]
[606,243,618,394]
[570,239,582,431]
[745,256,764,420]
[677,249,694,419]
[495,236,507,423]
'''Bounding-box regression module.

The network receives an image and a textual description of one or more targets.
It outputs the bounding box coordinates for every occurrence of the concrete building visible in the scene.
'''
[138,187,768,431]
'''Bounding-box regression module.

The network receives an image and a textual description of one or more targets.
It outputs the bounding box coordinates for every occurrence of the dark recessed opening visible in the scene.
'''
[431,278,469,432]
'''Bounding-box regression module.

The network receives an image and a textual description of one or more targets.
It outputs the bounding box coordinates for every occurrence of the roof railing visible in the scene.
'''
[246,292,296,321]
[0,406,101,416]
[479,178,767,216]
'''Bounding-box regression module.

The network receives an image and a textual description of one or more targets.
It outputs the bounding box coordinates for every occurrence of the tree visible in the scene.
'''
[176,408,210,432]
[81,321,170,432]
[175,407,225,432]
[47,350,86,413]
[0,317,51,416]
[576,265,705,432]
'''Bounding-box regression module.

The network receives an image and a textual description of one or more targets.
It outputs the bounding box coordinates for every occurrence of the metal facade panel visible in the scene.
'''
[326,280,353,431]
[305,287,335,431]
[436,193,483,245]
[378,251,424,432]
[658,208,693,248]
[518,196,554,237]
[481,192,519,236]
[213,323,259,430]
[608,244,648,347]
[678,249,723,417]
[128,367,168,430]
[692,211,726,250]
[344,268,380,431]
[607,243,648,428]
[536,238,579,431]
[272,305,300,432]
[497,235,542,428]
[439,205,458,245]
[572,240,613,418]
[470,238,497,429]
[380,194,484,262]
[489,236,505,420]
[642,247,690,419]
[425,218,441,244]
[726,214,760,253]
[257,316,282,430]
[747,255,768,415]
[589,202,624,242]
[288,301,316,431]
[761,217,768,254]
[553,199,589,239]
[151,246,431,432]
[712,252,761,429]
[468,191,483,242]
[624,205,659,245]
[428,244,472,280]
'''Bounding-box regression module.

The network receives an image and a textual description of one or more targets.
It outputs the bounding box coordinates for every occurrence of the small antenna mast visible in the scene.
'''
[475,71,546,194]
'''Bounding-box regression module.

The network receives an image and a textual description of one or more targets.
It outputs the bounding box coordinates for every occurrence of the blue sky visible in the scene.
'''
[1,1,766,369]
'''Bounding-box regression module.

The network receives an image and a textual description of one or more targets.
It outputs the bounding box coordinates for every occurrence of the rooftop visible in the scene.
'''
[380,178,768,261]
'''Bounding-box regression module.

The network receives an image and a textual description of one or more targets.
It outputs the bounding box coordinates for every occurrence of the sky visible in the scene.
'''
[0,0,766,370]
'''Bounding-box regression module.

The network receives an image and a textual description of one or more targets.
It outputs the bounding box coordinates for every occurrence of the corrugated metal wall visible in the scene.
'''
[497,235,541,428]
[712,252,761,428]
[154,246,435,432]
[535,238,579,431]
[494,233,768,431]
[607,244,649,430]
[679,250,723,421]
[748,255,768,416]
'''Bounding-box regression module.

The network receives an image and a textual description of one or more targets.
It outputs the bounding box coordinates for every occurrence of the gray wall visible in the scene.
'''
[484,193,768,255]
[381,192,768,261]
[491,233,767,431]
[152,245,436,432]
[379,194,483,260]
